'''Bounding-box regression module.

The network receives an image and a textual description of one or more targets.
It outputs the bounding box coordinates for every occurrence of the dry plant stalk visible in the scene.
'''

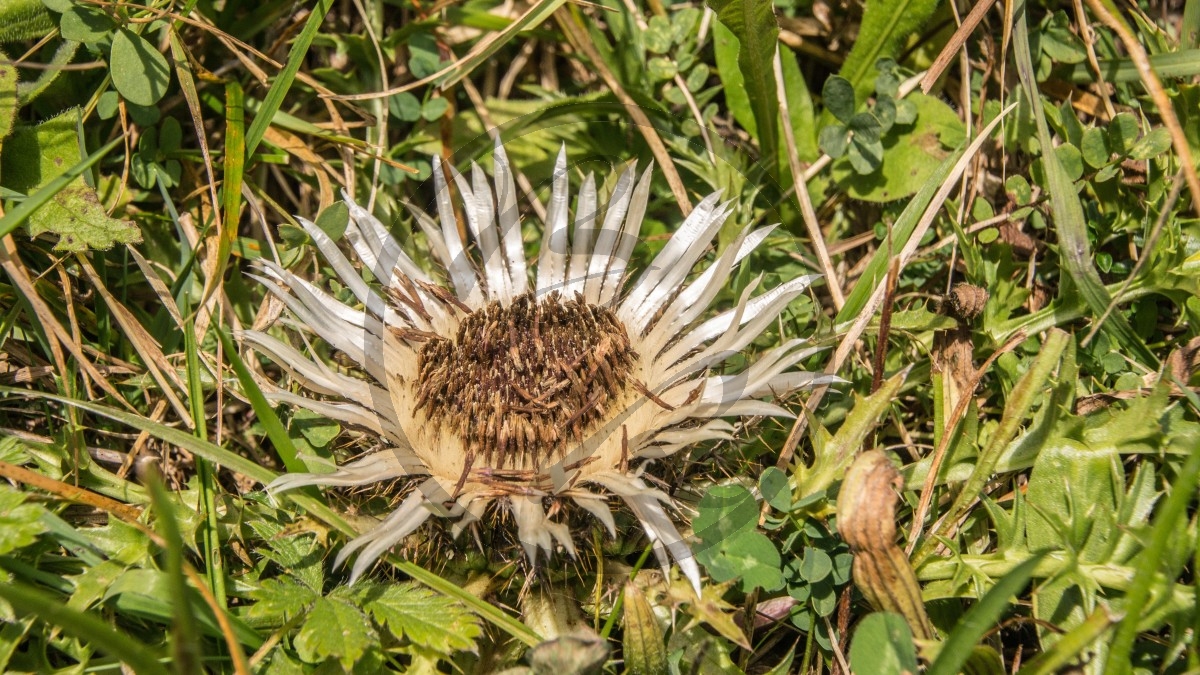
[837,450,935,640]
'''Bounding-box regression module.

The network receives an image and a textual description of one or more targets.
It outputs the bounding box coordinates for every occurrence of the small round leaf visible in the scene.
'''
[110,28,171,106]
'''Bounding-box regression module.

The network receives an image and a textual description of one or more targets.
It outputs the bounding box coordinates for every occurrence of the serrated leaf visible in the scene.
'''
[364,583,480,654]
[0,109,140,250]
[0,486,47,555]
[110,28,171,106]
[295,597,375,669]
[248,578,319,622]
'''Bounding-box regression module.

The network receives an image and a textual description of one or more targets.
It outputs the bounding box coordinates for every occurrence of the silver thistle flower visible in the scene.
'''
[243,139,834,590]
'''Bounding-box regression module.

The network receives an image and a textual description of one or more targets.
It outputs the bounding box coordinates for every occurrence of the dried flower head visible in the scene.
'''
[243,139,833,590]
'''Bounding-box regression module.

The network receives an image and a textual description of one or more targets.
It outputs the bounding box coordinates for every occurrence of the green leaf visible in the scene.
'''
[58,5,113,42]
[818,124,848,158]
[1080,127,1109,167]
[822,76,855,122]
[1126,127,1172,160]
[705,0,779,173]
[363,583,481,654]
[820,0,939,128]
[1013,10,1156,367]
[295,597,375,669]
[0,0,54,43]
[420,96,448,122]
[0,110,139,251]
[693,484,758,542]
[0,581,171,675]
[248,578,319,621]
[849,613,918,675]
[799,548,833,583]
[697,530,784,592]
[758,467,791,511]
[712,21,755,138]
[110,28,171,106]
[388,92,421,122]
[0,485,46,555]
[0,52,16,142]
[644,14,673,53]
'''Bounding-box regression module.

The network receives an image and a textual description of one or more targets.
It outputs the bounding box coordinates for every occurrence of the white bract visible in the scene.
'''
[243,139,834,591]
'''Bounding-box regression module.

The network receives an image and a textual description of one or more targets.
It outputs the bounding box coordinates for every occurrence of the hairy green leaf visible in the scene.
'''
[0,110,139,251]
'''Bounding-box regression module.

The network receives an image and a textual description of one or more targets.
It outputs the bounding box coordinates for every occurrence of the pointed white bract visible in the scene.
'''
[244,141,831,592]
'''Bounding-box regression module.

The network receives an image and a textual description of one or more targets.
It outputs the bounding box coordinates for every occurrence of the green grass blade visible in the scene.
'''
[0,581,171,675]
[0,136,121,240]
[1012,3,1157,367]
[1064,49,1200,83]
[434,0,566,91]
[147,476,203,675]
[243,0,335,158]
[0,386,541,647]
[925,551,1049,675]
[1103,413,1200,672]
[216,327,306,472]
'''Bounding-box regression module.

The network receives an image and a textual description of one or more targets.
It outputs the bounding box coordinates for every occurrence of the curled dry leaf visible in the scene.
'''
[837,450,934,640]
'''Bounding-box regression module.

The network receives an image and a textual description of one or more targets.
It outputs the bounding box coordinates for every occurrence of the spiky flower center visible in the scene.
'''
[414,292,636,470]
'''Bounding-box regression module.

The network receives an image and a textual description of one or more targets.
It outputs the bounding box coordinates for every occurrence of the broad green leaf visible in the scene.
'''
[822,76,855,122]
[696,530,784,592]
[712,21,755,138]
[110,28,171,106]
[849,613,917,675]
[706,0,779,172]
[0,110,139,251]
[693,484,757,542]
[295,597,375,669]
[0,0,53,43]
[58,5,113,42]
[1127,127,1172,160]
[364,583,481,654]
[0,485,46,555]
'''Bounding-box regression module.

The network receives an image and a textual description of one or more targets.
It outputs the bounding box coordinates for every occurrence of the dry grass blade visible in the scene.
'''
[0,236,134,411]
[774,46,845,309]
[555,6,693,216]
[75,255,192,425]
[921,0,998,92]
[776,102,1018,469]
